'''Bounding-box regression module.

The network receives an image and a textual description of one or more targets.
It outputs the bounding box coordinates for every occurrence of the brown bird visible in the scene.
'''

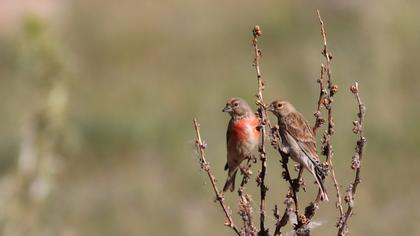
[222,98,260,192]
[268,100,328,201]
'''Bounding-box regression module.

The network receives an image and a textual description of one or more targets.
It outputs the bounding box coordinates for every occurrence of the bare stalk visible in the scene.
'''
[315,9,344,217]
[293,10,344,234]
[279,149,299,213]
[193,119,241,236]
[251,25,270,236]
[337,82,367,235]
[273,194,294,236]
[313,64,327,135]
[238,159,257,235]
[239,193,257,235]
[271,124,304,234]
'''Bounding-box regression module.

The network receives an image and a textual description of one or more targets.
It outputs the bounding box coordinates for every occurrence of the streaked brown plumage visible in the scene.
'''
[268,100,328,201]
[222,98,260,192]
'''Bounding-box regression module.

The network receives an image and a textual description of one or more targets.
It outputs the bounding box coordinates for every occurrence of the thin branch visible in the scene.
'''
[238,159,257,235]
[292,10,343,234]
[328,159,344,216]
[252,25,270,236]
[238,158,255,193]
[193,119,241,236]
[239,193,257,235]
[271,123,304,233]
[316,9,344,217]
[313,64,327,135]
[279,150,299,213]
[337,82,367,236]
[273,194,294,236]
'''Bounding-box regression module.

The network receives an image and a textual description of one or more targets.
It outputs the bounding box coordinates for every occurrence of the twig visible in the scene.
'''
[252,25,270,236]
[193,119,241,236]
[239,193,257,236]
[292,10,343,234]
[337,82,367,236]
[313,64,327,135]
[238,159,257,235]
[279,151,299,213]
[273,194,294,236]
[271,125,308,235]
[316,9,344,217]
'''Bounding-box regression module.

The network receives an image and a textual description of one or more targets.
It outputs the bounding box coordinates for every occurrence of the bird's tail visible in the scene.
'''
[223,168,238,192]
[313,164,328,202]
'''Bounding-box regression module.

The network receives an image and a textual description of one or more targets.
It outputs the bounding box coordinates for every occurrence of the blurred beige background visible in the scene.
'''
[0,0,419,235]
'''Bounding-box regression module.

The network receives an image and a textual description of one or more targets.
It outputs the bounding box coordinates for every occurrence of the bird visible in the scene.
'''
[222,97,260,192]
[268,100,328,201]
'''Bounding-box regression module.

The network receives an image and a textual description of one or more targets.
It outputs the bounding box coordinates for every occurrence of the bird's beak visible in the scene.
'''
[222,105,233,113]
[266,103,274,112]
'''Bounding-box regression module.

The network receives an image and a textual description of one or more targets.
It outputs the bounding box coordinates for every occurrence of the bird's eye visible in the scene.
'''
[234,103,239,107]
[277,103,282,108]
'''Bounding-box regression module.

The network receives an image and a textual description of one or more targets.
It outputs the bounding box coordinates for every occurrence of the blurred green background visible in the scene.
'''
[0,0,419,235]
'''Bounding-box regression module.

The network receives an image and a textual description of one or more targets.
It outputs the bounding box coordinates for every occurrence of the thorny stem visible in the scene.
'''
[193,119,241,236]
[337,82,366,236]
[316,9,344,217]
[252,25,269,236]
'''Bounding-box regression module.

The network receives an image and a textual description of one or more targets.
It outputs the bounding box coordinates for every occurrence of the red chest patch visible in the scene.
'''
[232,118,260,141]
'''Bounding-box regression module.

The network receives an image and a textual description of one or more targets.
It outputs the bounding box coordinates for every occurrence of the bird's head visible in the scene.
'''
[267,100,295,118]
[222,97,253,118]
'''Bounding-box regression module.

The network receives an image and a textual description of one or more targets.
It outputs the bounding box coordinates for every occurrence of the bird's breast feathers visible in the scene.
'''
[232,118,260,142]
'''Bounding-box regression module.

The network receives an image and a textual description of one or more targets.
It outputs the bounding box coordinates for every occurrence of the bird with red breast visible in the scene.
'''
[268,100,328,201]
[222,97,260,192]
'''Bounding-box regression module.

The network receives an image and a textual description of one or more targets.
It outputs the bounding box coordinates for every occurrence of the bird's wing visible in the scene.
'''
[283,112,319,162]
[225,119,234,170]
[226,119,234,145]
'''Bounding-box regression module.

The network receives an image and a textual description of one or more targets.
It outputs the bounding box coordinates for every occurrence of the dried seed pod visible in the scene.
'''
[350,82,359,94]
[331,84,338,96]
[351,154,360,170]
[297,214,308,225]
[253,25,262,37]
